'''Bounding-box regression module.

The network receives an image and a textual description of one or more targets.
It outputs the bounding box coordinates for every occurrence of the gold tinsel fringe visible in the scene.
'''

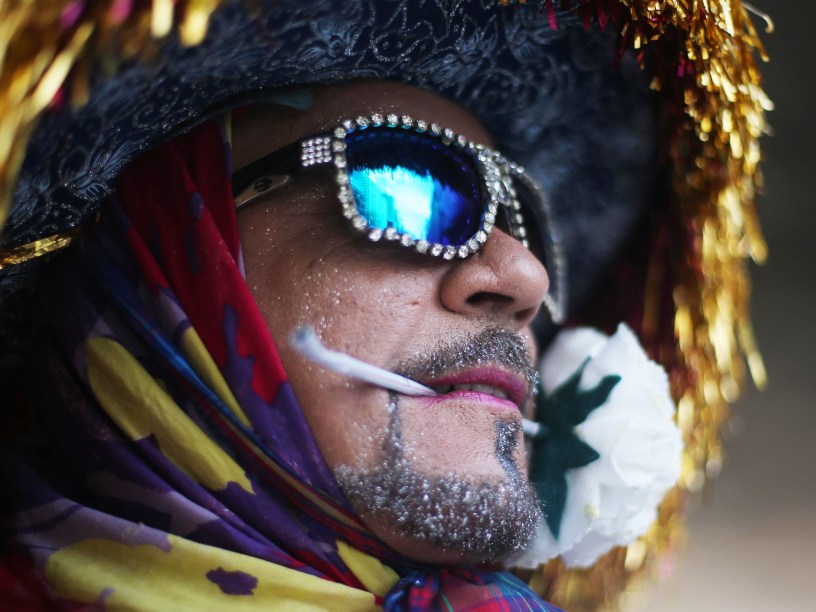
[0,1,771,610]
[534,1,771,609]
[0,0,220,238]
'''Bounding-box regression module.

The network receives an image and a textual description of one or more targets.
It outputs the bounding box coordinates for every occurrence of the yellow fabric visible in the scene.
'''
[46,534,380,610]
[87,336,254,494]
[179,326,251,427]
[336,541,400,598]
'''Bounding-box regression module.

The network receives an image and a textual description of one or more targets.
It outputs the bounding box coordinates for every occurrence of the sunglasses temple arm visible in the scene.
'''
[290,326,541,437]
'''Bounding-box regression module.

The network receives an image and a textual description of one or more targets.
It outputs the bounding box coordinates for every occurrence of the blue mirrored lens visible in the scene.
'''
[345,128,482,246]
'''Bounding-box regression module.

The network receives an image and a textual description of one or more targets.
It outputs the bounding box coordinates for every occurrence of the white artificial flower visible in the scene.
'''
[513,324,683,569]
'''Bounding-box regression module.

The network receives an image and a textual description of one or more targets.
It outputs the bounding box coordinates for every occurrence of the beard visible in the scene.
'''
[333,394,541,563]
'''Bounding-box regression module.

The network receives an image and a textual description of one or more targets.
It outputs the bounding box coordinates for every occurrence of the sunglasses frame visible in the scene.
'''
[232,112,567,323]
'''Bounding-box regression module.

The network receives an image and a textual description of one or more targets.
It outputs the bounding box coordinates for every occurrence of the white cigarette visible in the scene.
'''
[522,419,541,438]
[290,326,437,397]
[290,326,541,436]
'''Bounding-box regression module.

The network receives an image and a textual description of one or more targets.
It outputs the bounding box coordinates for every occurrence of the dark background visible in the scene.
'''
[630,2,816,609]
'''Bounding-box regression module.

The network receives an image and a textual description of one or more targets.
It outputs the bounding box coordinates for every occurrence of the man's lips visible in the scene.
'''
[416,367,529,410]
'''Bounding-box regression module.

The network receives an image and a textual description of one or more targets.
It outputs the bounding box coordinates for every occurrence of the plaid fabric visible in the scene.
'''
[385,569,564,611]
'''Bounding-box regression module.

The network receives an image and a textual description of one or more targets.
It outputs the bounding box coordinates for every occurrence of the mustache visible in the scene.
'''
[392,327,537,392]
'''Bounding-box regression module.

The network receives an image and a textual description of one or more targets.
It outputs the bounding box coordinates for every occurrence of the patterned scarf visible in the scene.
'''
[0,120,561,611]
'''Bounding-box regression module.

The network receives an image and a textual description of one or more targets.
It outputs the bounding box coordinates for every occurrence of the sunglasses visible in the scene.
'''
[231,113,567,323]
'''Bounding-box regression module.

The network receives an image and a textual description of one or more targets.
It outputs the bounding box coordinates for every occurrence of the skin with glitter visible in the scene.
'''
[234,80,550,564]
[335,394,541,563]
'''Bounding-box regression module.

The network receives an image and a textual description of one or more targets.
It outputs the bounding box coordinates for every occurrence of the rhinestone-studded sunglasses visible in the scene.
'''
[232,113,566,323]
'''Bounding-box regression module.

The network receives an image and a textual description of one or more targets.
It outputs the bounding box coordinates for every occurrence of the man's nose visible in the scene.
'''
[439,228,550,329]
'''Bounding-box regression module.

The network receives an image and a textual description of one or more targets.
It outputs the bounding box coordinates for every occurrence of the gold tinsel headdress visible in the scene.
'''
[0,1,770,609]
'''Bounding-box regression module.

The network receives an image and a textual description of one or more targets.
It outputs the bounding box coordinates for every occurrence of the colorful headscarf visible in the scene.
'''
[0,119,561,611]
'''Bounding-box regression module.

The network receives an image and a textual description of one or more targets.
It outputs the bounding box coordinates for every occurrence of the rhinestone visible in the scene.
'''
[351,215,367,231]
[368,228,383,241]
[342,119,354,131]
[384,227,398,241]
[336,172,349,186]
[416,120,428,132]
[456,134,467,148]
[386,113,399,126]
[521,238,530,248]
[401,115,413,127]
[484,221,494,232]
[485,212,496,224]
[334,155,347,169]
[443,246,456,260]
[416,240,430,253]
[334,127,346,138]
[429,123,441,135]
[442,128,454,141]
[322,136,331,144]
[476,230,488,244]
[515,213,524,224]
[400,234,414,247]
[430,244,444,257]
[467,238,479,251]
[338,191,352,205]
[371,113,384,125]
[458,245,470,258]
[356,116,370,128]
[518,227,527,238]
[343,207,355,219]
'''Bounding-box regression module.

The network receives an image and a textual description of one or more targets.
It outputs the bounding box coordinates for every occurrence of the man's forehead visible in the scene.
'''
[231,80,495,172]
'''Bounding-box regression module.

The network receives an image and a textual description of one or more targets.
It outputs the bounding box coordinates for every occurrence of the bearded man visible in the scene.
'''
[0,1,769,610]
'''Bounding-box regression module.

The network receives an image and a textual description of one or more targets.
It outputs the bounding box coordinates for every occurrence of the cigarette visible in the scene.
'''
[290,326,438,397]
[290,326,541,437]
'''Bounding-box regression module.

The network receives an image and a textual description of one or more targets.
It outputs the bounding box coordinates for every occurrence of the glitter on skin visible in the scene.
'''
[334,393,541,563]
[392,327,539,402]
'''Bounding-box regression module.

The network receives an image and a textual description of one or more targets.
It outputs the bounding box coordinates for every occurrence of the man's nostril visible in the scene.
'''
[466,292,513,306]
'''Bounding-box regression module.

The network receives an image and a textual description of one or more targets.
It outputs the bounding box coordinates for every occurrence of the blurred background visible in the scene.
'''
[630,1,816,609]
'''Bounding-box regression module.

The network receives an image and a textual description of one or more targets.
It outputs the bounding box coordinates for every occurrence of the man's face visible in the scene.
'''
[234,81,550,564]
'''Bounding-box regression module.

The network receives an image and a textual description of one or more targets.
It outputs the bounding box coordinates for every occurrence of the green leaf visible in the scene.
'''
[528,361,620,540]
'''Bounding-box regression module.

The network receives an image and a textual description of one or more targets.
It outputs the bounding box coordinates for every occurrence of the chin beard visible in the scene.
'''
[333,398,541,563]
